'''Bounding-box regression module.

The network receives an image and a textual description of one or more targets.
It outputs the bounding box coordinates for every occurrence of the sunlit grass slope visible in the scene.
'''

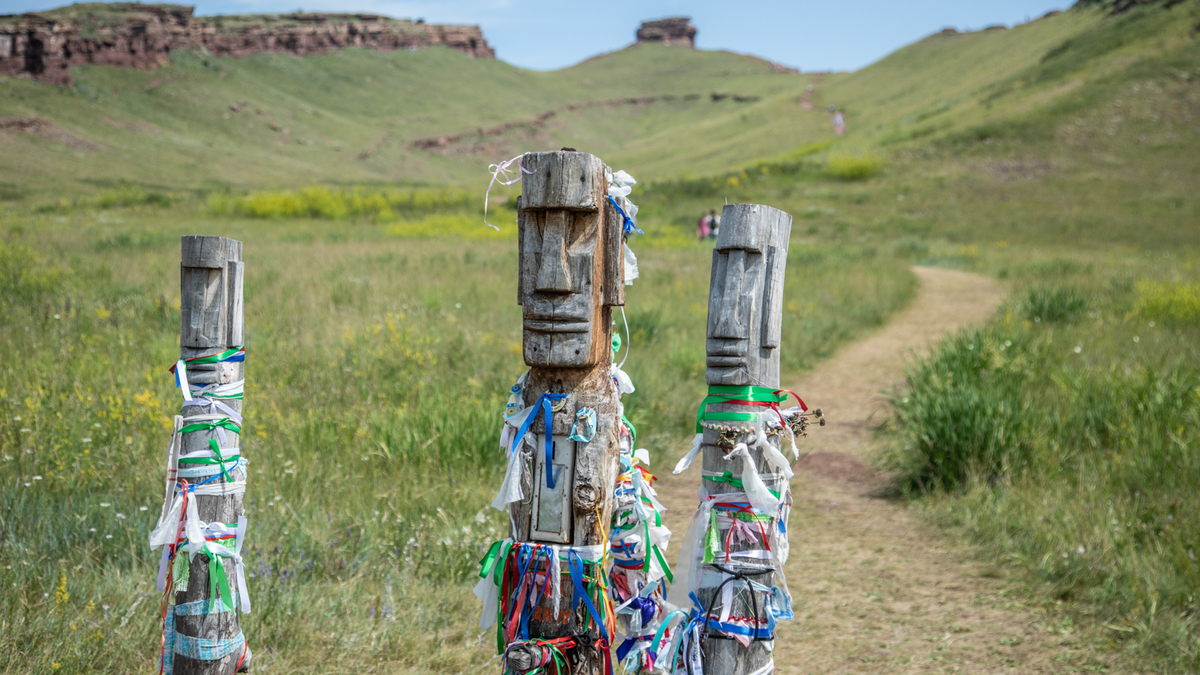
[0,42,813,198]
[1,1,1197,204]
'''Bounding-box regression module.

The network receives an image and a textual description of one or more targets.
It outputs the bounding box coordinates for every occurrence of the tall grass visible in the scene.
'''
[0,203,915,673]
[886,259,1200,670]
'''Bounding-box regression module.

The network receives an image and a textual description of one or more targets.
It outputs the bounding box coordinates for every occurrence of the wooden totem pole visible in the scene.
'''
[671,204,818,675]
[479,150,627,674]
[150,236,251,675]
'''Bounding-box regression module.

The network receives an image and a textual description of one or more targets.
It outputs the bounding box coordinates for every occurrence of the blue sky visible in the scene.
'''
[7,0,1070,72]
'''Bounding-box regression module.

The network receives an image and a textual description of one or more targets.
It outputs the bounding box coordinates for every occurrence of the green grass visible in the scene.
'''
[883,249,1200,669]
[0,201,915,673]
[2,0,1200,671]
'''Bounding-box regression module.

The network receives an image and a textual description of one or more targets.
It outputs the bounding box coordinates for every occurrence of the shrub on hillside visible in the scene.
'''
[208,186,476,221]
[1022,284,1087,323]
[96,185,172,208]
[825,156,884,181]
[887,328,1035,491]
[1135,280,1200,325]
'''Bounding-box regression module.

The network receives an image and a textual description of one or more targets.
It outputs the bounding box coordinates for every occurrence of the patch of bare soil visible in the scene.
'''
[655,267,1133,674]
[0,115,105,151]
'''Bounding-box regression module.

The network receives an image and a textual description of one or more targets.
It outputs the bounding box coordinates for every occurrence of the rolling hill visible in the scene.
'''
[0,0,1196,206]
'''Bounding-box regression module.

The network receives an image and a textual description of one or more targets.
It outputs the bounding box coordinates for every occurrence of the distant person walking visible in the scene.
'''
[708,209,720,239]
[833,111,846,136]
[697,212,711,240]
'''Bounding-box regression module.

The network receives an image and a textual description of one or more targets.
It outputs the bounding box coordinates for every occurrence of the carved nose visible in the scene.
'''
[713,250,745,338]
[535,212,572,293]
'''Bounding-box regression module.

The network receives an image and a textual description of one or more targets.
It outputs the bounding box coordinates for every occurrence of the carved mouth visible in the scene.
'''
[523,319,591,333]
[707,338,749,356]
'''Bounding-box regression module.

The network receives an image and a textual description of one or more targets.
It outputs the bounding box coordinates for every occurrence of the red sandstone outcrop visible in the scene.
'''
[635,18,696,48]
[0,3,494,86]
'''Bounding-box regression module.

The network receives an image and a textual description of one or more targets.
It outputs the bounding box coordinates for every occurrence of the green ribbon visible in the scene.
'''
[186,347,244,366]
[707,470,781,499]
[477,540,514,655]
[208,541,237,613]
[178,528,238,614]
[695,385,788,433]
[179,418,241,436]
[704,510,721,564]
[622,414,637,447]
[175,439,237,483]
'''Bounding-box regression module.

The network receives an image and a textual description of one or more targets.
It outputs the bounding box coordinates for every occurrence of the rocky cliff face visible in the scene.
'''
[635,17,696,48]
[0,3,494,86]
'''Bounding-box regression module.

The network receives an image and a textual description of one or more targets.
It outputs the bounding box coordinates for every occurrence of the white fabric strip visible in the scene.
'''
[723,445,782,513]
[672,434,704,474]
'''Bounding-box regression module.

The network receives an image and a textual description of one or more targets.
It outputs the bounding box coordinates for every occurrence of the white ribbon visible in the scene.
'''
[612,363,636,395]
[749,432,794,481]
[623,243,639,286]
[673,434,704,474]
[159,416,183,525]
[550,544,563,620]
[175,360,192,403]
[182,394,242,426]
[492,403,540,509]
[484,153,533,231]
[723,444,782,513]
[666,492,714,605]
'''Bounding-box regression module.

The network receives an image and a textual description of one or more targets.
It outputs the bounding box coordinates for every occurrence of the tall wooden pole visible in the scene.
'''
[500,151,625,674]
[170,236,249,674]
[672,205,797,675]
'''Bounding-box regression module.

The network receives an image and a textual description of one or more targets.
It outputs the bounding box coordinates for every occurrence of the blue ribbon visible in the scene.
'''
[616,634,650,662]
[607,196,643,235]
[568,550,609,643]
[514,545,551,640]
[512,393,567,489]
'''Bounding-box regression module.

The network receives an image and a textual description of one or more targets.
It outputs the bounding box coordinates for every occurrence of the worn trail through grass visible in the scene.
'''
[656,267,1131,674]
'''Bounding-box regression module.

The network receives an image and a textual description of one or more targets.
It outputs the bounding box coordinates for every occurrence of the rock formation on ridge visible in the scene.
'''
[635,17,696,48]
[0,2,494,86]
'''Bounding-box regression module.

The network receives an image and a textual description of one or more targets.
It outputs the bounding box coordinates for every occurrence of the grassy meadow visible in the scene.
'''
[1,0,1200,672]
[0,194,914,672]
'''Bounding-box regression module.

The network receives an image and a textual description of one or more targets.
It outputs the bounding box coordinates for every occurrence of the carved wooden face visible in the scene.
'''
[517,151,624,369]
[705,204,792,387]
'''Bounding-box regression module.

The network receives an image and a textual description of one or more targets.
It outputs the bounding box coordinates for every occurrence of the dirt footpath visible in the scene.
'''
[655,267,1128,674]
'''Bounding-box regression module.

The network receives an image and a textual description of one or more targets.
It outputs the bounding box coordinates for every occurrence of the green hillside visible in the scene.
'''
[0,41,813,198]
[2,1,1200,672]
[3,1,1193,202]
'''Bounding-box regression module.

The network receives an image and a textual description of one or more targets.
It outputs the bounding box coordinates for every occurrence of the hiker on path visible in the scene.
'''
[708,209,720,239]
[697,212,711,240]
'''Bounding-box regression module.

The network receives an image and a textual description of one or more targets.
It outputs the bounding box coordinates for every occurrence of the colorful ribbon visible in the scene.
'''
[695,385,802,432]
[607,195,643,235]
[511,393,567,489]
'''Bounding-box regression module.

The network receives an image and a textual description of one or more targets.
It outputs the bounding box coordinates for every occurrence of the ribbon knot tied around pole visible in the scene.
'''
[695,385,809,433]
[510,393,568,489]
[606,196,644,235]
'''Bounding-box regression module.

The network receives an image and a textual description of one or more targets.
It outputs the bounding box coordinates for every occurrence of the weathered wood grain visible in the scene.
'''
[520,151,605,211]
[705,204,792,388]
[698,205,793,675]
[602,198,625,307]
[510,151,622,675]
[174,236,248,675]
